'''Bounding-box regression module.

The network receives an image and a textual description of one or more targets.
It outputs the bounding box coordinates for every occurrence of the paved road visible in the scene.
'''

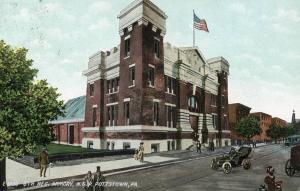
[33,144,300,191]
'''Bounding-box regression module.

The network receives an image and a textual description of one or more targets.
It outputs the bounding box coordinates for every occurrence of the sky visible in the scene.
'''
[0,0,299,122]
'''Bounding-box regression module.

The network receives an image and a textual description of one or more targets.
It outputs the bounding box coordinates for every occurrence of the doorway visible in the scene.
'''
[68,124,74,144]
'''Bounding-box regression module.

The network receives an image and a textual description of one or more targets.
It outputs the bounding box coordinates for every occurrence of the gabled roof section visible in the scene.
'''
[50,96,86,124]
[179,46,208,65]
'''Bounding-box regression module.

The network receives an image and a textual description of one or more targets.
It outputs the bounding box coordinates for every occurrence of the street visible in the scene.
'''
[33,144,300,191]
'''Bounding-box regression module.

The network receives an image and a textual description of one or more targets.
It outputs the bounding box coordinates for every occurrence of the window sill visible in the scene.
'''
[106,91,119,95]
[124,56,130,60]
[128,84,135,88]
[165,92,176,96]
[210,105,217,107]
[148,85,155,88]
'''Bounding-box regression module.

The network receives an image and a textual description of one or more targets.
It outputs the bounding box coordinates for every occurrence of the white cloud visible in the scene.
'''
[276,8,300,23]
[28,38,51,50]
[88,18,111,31]
[42,2,63,14]
[89,1,112,14]
[228,2,251,15]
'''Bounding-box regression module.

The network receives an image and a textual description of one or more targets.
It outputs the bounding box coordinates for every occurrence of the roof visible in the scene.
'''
[250,112,272,117]
[229,103,251,110]
[50,96,86,124]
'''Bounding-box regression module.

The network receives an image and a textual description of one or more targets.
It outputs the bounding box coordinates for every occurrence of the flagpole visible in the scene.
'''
[193,10,195,47]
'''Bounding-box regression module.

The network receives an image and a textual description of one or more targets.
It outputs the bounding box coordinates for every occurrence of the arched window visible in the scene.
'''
[188,96,198,112]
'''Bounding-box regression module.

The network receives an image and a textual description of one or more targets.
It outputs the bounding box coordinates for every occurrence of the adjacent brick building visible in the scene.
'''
[51,96,85,146]
[271,117,287,127]
[228,103,251,145]
[250,112,272,142]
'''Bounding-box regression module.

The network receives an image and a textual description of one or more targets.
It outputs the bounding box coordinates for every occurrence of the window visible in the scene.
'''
[87,141,93,149]
[107,77,119,94]
[154,39,160,58]
[165,76,175,94]
[107,80,110,93]
[123,142,131,149]
[166,105,174,127]
[188,96,198,112]
[106,142,110,150]
[129,66,135,86]
[153,102,159,126]
[111,79,115,92]
[212,114,218,129]
[107,105,118,126]
[210,94,216,106]
[124,102,130,125]
[107,106,110,126]
[111,142,115,150]
[151,143,160,153]
[172,140,176,150]
[224,116,228,130]
[125,38,130,57]
[148,65,155,87]
[92,107,97,127]
[221,95,226,107]
[116,77,119,92]
[89,84,94,96]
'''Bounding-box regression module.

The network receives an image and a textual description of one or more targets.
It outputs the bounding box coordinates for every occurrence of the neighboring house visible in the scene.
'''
[250,112,272,142]
[228,103,251,145]
[51,96,86,146]
[271,117,287,127]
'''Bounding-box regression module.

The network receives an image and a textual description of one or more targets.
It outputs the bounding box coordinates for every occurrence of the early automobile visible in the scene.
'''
[285,144,300,176]
[211,146,252,174]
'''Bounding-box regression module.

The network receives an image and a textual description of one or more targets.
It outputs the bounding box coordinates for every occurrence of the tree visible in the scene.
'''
[281,125,297,142]
[235,116,262,144]
[266,124,282,143]
[0,40,64,190]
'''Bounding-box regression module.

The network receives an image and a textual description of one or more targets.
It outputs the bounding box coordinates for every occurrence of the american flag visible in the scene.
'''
[194,13,209,32]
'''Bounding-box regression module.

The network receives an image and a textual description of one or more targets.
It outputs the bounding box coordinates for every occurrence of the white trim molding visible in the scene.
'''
[124,98,131,102]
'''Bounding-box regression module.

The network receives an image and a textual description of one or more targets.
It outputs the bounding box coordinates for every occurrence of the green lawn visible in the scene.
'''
[32,143,100,156]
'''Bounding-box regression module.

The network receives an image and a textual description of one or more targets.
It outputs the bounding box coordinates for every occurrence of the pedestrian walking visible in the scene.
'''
[38,148,49,177]
[84,171,93,191]
[211,140,215,151]
[196,141,201,153]
[94,166,105,191]
[134,149,139,160]
[138,142,144,163]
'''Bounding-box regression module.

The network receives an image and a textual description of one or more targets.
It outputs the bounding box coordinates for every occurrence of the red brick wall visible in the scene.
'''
[84,80,102,127]
[53,122,84,144]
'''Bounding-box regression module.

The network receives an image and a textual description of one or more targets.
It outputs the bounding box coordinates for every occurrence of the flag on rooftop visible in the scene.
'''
[193,12,209,32]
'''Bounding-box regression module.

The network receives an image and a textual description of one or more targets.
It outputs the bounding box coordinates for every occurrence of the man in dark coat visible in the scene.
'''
[196,141,201,153]
[38,148,49,177]
[84,171,93,191]
[94,166,105,191]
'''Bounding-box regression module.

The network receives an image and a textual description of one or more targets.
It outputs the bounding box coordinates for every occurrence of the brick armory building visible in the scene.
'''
[53,0,231,153]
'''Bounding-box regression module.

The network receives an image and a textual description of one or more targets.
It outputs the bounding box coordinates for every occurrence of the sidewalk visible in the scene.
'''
[6,155,177,187]
[6,143,269,189]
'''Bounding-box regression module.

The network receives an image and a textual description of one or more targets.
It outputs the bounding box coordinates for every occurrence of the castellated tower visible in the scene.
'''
[117,0,167,127]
